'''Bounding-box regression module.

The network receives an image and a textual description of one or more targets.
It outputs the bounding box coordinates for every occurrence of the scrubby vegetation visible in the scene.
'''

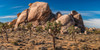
[67,25,81,41]
[0,23,12,42]
[0,22,100,50]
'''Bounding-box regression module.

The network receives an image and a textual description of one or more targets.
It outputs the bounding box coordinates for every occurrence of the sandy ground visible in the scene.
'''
[0,30,100,50]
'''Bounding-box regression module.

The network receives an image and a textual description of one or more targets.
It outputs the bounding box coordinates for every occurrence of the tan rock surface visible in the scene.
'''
[28,3,32,7]
[15,2,53,28]
[56,15,75,26]
[28,2,52,22]
[17,13,21,18]
[8,19,17,25]
[15,9,28,28]
[56,14,75,33]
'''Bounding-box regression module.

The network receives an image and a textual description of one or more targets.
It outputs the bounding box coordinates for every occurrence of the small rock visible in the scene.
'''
[84,31,87,34]
[78,39,86,42]
[29,40,35,45]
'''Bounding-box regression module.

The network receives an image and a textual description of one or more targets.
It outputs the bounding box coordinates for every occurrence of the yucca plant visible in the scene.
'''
[45,21,62,50]
[26,22,33,38]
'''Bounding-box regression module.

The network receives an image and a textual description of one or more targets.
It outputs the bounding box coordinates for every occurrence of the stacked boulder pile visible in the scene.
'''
[9,2,85,33]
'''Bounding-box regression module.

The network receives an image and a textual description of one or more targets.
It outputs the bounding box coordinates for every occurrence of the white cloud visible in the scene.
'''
[0,15,16,18]
[84,19,100,28]
[53,11,100,17]
[53,11,70,14]
[59,11,70,14]
[77,11,93,17]
[90,11,100,14]
[11,6,23,9]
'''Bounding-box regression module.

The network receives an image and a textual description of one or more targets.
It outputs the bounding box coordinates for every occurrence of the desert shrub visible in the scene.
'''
[56,47,65,50]
[67,25,75,35]
[86,28,100,34]
[26,23,33,29]
[94,30,100,34]
[81,44,90,50]
[67,25,81,41]
[11,41,19,46]
[36,26,43,32]
[21,25,26,30]
[85,29,94,34]
[0,23,3,31]
[67,25,81,34]
[8,24,14,28]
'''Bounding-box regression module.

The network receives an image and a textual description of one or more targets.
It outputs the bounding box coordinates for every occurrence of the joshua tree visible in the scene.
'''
[67,25,80,41]
[0,29,2,36]
[26,22,33,38]
[45,21,62,50]
[0,23,3,37]
[0,23,11,42]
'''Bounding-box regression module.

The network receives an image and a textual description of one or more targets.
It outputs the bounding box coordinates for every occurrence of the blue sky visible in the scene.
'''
[0,0,100,28]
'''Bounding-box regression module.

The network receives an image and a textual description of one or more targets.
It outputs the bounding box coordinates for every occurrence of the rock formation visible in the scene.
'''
[8,13,21,25]
[17,13,21,18]
[55,10,85,33]
[15,9,28,28]
[15,2,54,28]
[28,3,32,7]
[9,2,85,33]
[55,12,62,19]
[89,27,96,31]
[56,15,75,34]
[70,10,85,32]
[27,2,52,22]
[56,15,75,26]
[8,19,17,25]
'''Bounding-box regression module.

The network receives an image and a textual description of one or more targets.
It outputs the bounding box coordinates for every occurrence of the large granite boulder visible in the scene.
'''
[15,2,54,28]
[15,9,28,28]
[56,14,75,33]
[56,15,75,26]
[28,2,52,22]
[56,10,85,34]
[8,13,21,25]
